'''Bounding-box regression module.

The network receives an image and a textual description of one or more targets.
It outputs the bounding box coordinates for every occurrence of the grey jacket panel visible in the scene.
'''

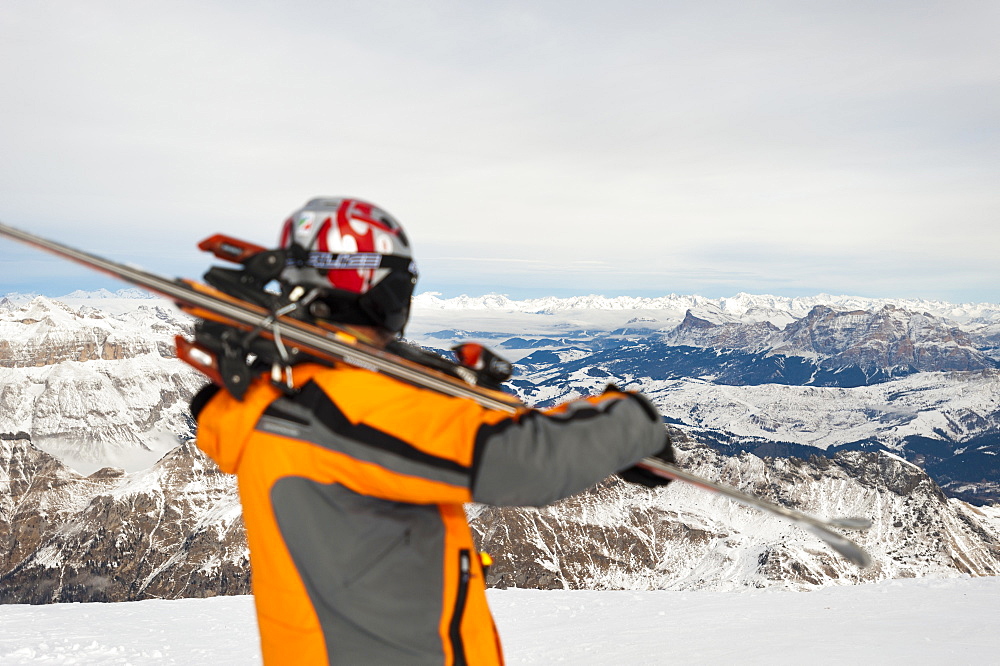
[272,477,450,666]
[259,382,471,489]
[472,394,667,507]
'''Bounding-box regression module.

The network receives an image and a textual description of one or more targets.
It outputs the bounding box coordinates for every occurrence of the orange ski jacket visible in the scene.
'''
[194,361,667,665]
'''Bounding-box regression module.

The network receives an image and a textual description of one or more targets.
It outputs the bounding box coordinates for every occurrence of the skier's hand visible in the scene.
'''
[619,436,676,488]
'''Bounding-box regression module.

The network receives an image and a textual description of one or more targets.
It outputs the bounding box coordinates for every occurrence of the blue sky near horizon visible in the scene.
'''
[1,2,998,305]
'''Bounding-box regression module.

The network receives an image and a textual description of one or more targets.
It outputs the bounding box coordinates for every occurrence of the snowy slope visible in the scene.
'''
[636,372,1000,451]
[0,356,204,472]
[1,577,999,664]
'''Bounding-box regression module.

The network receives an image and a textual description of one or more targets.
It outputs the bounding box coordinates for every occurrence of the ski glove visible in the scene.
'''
[619,436,676,488]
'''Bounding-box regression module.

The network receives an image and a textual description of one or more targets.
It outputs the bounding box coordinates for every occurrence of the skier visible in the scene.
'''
[190,197,675,665]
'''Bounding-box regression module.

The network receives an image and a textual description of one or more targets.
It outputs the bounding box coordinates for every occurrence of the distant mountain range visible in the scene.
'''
[408,293,1000,505]
[411,291,1000,322]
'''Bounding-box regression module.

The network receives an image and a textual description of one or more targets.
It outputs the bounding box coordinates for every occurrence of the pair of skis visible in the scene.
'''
[0,221,872,568]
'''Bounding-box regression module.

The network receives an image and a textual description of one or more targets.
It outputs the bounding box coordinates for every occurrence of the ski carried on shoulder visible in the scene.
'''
[0,221,873,567]
[0,221,522,407]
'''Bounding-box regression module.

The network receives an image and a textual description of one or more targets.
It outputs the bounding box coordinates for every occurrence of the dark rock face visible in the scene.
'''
[667,310,779,352]
[0,434,248,604]
[664,304,998,378]
[472,478,719,590]
[775,305,992,375]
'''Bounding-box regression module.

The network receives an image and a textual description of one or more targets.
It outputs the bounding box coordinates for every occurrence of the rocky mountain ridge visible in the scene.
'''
[0,433,246,603]
[0,296,188,367]
[663,304,996,378]
[411,291,1000,326]
[472,438,1000,591]
[2,289,1000,602]
[3,430,999,602]
[0,296,204,472]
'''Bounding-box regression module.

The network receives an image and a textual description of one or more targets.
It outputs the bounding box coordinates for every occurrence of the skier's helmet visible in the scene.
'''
[279,197,417,334]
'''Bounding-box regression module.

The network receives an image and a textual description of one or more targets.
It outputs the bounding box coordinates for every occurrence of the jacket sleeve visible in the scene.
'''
[471,390,668,507]
[194,365,666,507]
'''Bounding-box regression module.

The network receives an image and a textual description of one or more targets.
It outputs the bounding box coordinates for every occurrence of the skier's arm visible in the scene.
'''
[471,390,670,507]
[193,372,668,506]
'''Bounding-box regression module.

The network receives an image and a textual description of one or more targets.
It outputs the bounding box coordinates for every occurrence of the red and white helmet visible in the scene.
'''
[279,198,417,333]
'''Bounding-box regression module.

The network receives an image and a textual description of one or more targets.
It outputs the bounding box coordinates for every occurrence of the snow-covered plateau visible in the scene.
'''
[1,577,998,664]
[622,371,1000,451]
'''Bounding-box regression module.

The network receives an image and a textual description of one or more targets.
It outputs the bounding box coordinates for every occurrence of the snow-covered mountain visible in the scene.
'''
[0,433,247,603]
[472,436,1000,591]
[0,295,203,471]
[664,304,995,376]
[412,291,1000,323]
[411,293,1000,504]
[410,291,1000,341]
[2,288,1000,602]
[3,429,999,602]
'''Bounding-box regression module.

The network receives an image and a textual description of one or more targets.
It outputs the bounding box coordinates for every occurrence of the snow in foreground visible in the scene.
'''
[1,577,998,664]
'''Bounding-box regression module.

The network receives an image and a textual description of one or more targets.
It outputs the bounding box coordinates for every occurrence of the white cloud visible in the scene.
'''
[0,1,997,303]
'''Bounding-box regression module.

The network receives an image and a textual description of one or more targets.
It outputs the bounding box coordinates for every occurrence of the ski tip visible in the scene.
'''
[841,547,874,569]
[827,517,873,531]
[840,535,874,568]
[807,526,874,568]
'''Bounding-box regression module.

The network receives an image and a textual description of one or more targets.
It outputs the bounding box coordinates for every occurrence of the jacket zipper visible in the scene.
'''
[449,549,471,666]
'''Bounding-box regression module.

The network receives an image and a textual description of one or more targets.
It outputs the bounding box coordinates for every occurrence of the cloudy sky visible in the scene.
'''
[1,1,997,303]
